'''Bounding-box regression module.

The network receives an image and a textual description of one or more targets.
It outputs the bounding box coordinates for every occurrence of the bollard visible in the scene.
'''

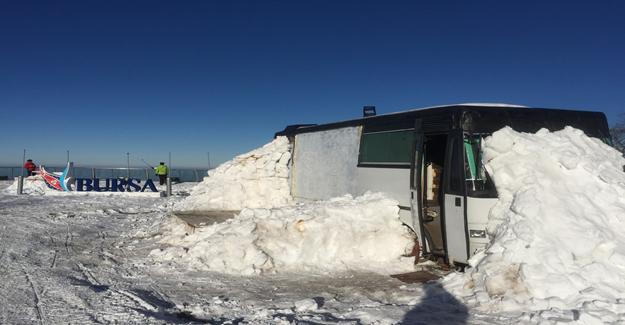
[166,177,172,197]
[17,176,24,195]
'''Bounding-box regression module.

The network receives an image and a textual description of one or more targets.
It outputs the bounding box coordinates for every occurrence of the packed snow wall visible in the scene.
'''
[444,126,625,323]
[291,126,413,225]
[291,127,361,200]
[175,137,292,211]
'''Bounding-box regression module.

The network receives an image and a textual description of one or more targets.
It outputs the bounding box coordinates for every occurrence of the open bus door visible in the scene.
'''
[411,119,448,260]
[411,126,470,265]
[442,130,469,265]
[409,119,426,254]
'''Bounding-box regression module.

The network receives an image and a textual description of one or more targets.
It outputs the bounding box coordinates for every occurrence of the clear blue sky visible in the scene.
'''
[1,1,623,168]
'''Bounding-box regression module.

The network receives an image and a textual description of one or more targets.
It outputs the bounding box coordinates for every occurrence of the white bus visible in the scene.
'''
[276,104,611,266]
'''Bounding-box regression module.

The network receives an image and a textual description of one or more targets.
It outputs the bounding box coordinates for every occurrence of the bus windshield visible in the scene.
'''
[464,134,497,198]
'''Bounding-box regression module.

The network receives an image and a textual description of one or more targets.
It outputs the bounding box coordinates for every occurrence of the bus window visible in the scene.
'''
[464,135,497,198]
[447,136,464,196]
[359,129,414,165]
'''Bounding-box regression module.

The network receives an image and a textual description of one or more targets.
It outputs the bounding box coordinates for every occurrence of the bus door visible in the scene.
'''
[410,119,427,254]
[463,134,498,259]
[411,119,448,259]
[442,130,469,265]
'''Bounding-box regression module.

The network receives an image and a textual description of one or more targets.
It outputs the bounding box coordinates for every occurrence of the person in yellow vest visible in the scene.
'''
[154,162,168,185]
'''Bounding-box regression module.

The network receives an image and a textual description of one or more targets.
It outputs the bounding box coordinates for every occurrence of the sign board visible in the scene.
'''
[38,162,158,193]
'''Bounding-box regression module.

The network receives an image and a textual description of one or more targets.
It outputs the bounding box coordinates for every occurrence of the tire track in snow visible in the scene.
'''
[1,194,199,323]
[64,223,72,254]
[23,268,46,325]
[50,250,58,268]
[76,255,177,321]
[46,233,59,269]
[115,289,159,312]
[76,262,101,286]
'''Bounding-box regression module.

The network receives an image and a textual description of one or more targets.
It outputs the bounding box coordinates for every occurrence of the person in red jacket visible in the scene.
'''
[24,159,37,176]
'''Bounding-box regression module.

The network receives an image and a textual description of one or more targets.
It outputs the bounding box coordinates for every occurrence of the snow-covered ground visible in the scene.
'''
[0,180,484,324]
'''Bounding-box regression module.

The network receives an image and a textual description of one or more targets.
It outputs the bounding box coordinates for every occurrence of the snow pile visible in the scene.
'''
[152,192,416,275]
[445,127,625,322]
[5,176,58,195]
[175,137,292,211]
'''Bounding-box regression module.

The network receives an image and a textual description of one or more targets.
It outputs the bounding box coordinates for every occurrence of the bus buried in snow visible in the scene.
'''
[276,103,611,267]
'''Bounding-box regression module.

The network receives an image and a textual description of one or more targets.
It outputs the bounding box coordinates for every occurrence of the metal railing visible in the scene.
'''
[0,166,209,182]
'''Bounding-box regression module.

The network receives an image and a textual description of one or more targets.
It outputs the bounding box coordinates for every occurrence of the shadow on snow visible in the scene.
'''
[401,283,468,325]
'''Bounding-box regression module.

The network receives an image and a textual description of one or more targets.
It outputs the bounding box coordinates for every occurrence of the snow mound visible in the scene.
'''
[5,176,58,195]
[152,192,416,275]
[175,137,292,211]
[445,127,625,322]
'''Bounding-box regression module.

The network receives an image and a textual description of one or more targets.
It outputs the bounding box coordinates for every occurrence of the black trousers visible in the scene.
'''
[158,175,167,185]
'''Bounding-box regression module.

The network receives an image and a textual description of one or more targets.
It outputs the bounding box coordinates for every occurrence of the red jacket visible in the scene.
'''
[24,162,36,171]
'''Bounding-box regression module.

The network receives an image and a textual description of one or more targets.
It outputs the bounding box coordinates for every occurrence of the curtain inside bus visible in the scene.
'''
[463,135,497,198]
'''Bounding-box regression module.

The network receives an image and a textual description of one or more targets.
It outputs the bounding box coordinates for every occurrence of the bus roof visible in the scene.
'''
[276,104,610,139]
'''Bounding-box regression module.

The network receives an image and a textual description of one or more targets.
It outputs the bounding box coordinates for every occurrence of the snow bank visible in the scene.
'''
[445,127,625,322]
[152,192,416,275]
[5,176,58,195]
[175,137,292,211]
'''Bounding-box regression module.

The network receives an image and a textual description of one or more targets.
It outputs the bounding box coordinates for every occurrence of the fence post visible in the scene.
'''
[194,169,199,182]
[17,176,23,194]
[21,149,26,178]
[145,168,149,180]
[92,168,96,179]
[167,152,172,196]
